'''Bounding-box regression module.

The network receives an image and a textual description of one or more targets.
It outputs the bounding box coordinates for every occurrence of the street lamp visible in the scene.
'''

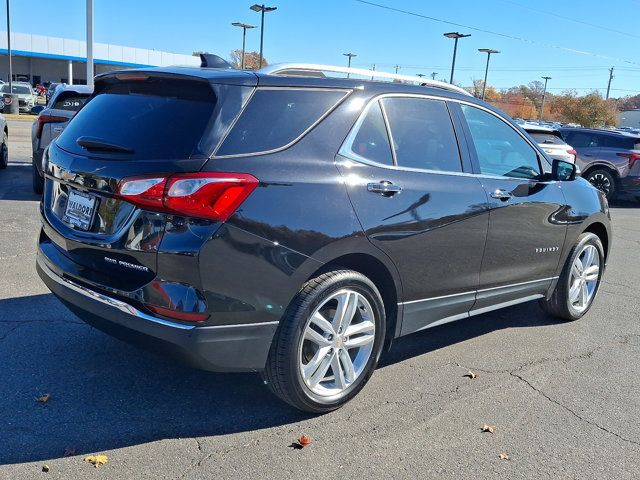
[250,4,277,69]
[444,32,470,84]
[343,53,356,78]
[430,72,438,80]
[478,48,499,101]
[231,22,256,69]
[540,76,552,120]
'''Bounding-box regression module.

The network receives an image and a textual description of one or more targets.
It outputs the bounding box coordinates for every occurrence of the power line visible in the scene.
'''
[353,0,640,66]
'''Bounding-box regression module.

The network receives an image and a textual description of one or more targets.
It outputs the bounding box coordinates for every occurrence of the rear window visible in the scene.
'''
[601,134,639,150]
[528,132,567,145]
[56,77,217,160]
[52,92,90,111]
[1,84,31,94]
[215,88,348,156]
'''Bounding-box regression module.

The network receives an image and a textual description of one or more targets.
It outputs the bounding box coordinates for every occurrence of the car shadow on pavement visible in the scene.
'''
[0,293,559,465]
[0,163,41,201]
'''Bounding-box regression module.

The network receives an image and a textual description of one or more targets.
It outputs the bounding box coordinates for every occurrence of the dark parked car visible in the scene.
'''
[560,127,640,200]
[31,84,92,194]
[36,61,611,412]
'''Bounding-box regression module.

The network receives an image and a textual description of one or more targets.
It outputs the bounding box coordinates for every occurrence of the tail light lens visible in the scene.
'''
[36,114,67,139]
[617,152,640,170]
[116,172,259,222]
[567,149,577,156]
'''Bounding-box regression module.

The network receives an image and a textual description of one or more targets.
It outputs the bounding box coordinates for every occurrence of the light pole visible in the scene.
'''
[343,53,356,78]
[478,48,499,101]
[394,64,400,74]
[430,72,438,80]
[444,32,470,84]
[6,0,11,90]
[416,73,425,78]
[232,22,256,69]
[250,4,277,69]
[540,76,551,120]
[86,0,93,88]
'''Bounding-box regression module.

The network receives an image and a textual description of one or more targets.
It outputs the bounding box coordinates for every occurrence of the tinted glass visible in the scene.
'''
[217,89,346,156]
[529,132,567,145]
[382,97,462,172]
[601,134,636,150]
[348,101,393,165]
[56,78,217,160]
[461,105,540,179]
[52,92,90,111]
[565,132,597,148]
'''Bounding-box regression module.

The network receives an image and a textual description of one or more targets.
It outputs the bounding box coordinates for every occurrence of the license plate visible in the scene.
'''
[64,190,98,231]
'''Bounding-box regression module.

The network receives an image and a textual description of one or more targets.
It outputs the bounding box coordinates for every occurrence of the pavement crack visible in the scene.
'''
[511,370,640,448]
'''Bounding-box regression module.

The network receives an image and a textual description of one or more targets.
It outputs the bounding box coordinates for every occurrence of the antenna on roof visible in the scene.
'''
[200,54,234,69]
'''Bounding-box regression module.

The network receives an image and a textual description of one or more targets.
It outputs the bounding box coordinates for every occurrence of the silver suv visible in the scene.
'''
[560,127,640,201]
[31,84,92,194]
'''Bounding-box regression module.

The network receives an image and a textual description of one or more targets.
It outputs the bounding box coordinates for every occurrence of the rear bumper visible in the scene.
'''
[36,252,279,372]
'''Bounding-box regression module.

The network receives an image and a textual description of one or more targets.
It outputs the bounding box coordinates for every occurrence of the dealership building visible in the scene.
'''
[0,31,200,85]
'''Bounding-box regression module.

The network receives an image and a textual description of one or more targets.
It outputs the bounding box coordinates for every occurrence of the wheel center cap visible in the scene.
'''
[334,337,343,348]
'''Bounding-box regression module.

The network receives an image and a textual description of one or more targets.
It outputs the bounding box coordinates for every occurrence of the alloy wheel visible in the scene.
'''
[568,244,600,313]
[588,173,612,196]
[299,289,376,397]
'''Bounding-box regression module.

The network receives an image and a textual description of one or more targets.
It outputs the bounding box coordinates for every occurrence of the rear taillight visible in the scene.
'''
[116,172,259,222]
[567,149,577,156]
[36,114,67,139]
[617,152,640,170]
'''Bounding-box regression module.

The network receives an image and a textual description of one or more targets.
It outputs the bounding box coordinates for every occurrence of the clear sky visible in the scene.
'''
[3,0,640,97]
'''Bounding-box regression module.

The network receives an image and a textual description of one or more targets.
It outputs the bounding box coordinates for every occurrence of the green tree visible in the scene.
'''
[551,91,619,128]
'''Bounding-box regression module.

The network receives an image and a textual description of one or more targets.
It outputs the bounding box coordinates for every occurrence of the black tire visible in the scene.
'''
[263,270,386,413]
[585,168,616,200]
[0,133,7,169]
[32,156,44,194]
[539,232,604,321]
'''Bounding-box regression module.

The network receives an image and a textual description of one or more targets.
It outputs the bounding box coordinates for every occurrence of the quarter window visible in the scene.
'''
[347,101,393,165]
[461,105,541,179]
[381,97,463,172]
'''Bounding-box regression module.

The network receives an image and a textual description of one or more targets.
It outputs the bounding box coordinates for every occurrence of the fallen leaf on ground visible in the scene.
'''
[84,454,108,468]
[464,370,477,379]
[42,465,50,472]
[63,447,77,457]
[481,424,495,434]
[297,435,311,447]
[499,452,510,460]
[35,393,51,404]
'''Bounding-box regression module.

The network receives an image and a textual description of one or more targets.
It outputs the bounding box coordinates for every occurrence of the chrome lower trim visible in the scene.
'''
[398,276,559,306]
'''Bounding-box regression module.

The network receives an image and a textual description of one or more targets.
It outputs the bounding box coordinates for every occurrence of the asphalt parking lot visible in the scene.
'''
[1,118,639,479]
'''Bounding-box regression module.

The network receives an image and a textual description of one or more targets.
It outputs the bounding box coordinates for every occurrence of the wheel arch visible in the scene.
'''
[581,163,619,180]
[583,221,609,261]
[307,252,401,350]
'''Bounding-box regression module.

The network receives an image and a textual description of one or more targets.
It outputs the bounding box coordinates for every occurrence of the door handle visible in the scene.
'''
[490,189,512,201]
[367,181,402,196]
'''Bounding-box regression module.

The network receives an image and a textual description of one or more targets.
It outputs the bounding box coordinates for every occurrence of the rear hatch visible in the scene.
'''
[41,70,256,292]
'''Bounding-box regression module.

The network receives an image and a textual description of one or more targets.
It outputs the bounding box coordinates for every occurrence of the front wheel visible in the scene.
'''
[540,232,604,321]
[263,270,386,413]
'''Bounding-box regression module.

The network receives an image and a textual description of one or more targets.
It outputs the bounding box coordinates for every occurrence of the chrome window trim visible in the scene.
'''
[397,276,559,306]
[339,92,552,181]
[212,87,352,159]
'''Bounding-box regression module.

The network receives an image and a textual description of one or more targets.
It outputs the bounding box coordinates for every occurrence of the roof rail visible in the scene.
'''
[258,63,471,97]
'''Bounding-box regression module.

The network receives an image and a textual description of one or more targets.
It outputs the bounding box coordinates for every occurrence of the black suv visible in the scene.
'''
[36,60,611,412]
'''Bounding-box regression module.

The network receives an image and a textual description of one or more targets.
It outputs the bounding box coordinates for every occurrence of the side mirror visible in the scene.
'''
[552,159,577,181]
[30,105,44,115]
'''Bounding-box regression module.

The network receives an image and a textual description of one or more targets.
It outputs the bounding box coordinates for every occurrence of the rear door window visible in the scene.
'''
[343,101,393,165]
[215,88,348,156]
[56,77,218,160]
[381,97,462,172]
[564,132,597,148]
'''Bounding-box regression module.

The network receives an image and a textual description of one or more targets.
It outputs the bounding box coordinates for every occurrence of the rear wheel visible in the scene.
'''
[263,270,385,413]
[540,232,604,321]
[585,168,616,200]
[0,133,7,169]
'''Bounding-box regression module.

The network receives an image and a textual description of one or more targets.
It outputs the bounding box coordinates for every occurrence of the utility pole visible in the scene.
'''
[430,72,438,80]
[343,53,356,78]
[540,76,551,120]
[86,0,93,87]
[371,64,375,81]
[606,67,614,100]
[394,64,400,74]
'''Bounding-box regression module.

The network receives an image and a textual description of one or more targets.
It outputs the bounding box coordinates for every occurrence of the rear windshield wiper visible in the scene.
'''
[76,136,134,154]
